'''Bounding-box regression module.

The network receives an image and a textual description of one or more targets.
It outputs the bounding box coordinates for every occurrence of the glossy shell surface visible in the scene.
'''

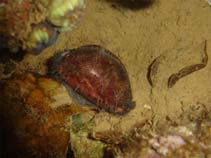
[48,45,134,114]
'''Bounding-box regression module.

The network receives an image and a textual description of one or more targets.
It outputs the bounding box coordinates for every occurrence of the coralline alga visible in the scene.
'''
[0,0,85,55]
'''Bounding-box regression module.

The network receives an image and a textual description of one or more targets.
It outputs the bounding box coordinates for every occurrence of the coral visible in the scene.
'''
[0,0,85,54]
[100,108,211,158]
[0,72,88,157]
[40,0,85,32]
[69,113,106,158]
[24,22,59,55]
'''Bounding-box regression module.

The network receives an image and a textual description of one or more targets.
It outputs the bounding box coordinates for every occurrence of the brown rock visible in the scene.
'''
[0,73,76,158]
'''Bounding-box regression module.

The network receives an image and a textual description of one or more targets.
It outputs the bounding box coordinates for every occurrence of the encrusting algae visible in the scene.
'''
[0,0,85,54]
[0,72,92,158]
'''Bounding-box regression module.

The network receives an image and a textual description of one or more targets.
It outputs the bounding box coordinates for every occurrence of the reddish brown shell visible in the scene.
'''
[48,45,134,114]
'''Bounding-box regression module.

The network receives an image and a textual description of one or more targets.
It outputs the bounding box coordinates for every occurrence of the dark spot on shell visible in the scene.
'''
[47,45,134,115]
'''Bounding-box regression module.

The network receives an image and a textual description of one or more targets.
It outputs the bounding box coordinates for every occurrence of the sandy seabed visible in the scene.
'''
[18,0,211,124]
[1,0,211,157]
